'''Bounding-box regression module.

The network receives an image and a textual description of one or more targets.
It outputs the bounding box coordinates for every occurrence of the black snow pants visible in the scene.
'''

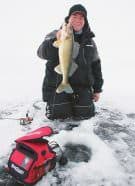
[44,87,95,120]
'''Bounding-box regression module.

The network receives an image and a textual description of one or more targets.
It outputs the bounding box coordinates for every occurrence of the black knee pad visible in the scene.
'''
[72,88,95,120]
[46,103,72,120]
[73,103,95,120]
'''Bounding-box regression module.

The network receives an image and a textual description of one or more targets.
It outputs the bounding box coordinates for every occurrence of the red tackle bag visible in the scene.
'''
[7,126,57,185]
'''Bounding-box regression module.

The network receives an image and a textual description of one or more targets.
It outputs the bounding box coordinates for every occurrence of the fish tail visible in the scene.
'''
[56,83,73,94]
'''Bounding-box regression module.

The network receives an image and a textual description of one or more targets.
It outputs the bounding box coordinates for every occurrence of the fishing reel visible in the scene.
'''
[20,111,33,125]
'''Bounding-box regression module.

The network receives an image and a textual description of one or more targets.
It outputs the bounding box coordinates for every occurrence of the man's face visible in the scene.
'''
[68,13,85,32]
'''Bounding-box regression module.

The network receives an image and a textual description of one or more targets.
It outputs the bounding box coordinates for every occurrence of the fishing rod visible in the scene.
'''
[0,111,33,125]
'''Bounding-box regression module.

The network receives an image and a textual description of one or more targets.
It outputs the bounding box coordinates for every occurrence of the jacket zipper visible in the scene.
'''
[82,48,87,65]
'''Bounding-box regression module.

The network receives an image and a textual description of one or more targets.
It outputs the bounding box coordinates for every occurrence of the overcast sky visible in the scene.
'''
[0,0,135,112]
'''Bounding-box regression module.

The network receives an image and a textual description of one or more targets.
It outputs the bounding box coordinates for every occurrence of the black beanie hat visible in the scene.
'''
[68,4,87,18]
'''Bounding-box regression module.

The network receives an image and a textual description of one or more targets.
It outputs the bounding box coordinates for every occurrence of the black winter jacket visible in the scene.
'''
[37,26,103,101]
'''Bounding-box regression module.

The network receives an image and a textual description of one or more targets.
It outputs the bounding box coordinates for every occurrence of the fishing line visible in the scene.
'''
[51,74,59,118]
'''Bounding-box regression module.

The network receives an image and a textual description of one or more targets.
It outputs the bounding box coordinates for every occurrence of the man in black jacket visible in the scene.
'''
[37,4,104,120]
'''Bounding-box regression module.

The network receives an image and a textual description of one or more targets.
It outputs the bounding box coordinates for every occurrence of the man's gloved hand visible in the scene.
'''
[93,93,100,102]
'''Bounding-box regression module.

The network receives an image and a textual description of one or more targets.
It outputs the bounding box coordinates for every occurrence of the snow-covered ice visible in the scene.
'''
[0,102,135,186]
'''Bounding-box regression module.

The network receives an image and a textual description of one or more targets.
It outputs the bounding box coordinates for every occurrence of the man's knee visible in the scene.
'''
[45,92,73,120]
[73,102,95,120]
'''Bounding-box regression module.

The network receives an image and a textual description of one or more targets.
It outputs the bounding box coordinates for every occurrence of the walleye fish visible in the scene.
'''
[53,23,78,94]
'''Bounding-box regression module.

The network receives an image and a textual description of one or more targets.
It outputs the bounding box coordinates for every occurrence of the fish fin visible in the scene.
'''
[69,62,78,77]
[53,40,61,48]
[54,64,62,74]
[56,83,73,94]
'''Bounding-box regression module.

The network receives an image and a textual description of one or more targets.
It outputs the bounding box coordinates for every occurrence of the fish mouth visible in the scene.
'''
[61,22,73,39]
[62,22,72,30]
[67,22,73,29]
[66,23,73,34]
